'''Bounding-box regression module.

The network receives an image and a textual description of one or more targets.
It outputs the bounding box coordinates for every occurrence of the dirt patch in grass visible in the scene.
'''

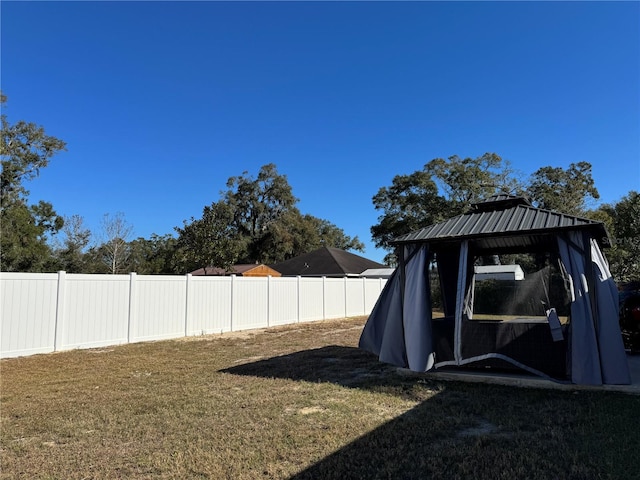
[2,316,640,479]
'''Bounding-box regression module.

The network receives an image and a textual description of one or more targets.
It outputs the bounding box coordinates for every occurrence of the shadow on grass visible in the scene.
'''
[286,390,640,480]
[222,347,640,480]
[221,345,398,389]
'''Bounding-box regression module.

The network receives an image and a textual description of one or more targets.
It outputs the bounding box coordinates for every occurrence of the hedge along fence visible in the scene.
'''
[0,272,387,359]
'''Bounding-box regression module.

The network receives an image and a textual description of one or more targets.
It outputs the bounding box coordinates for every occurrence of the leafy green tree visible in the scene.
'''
[1,93,66,271]
[127,234,179,274]
[527,161,599,216]
[301,214,364,252]
[371,170,449,264]
[371,153,521,262]
[371,155,606,262]
[174,201,244,273]
[175,164,364,271]
[424,153,522,212]
[1,94,67,203]
[258,210,364,264]
[224,163,298,263]
[1,200,63,271]
[594,191,640,282]
[53,214,92,273]
[80,245,110,274]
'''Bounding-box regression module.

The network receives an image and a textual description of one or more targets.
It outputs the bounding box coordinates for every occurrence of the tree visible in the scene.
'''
[258,210,364,264]
[424,153,522,212]
[371,155,606,263]
[527,161,599,216]
[595,191,640,283]
[224,163,298,263]
[371,170,449,264]
[97,212,133,274]
[1,93,67,203]
[1,92,66,271]
[54,214,92,273]
[175,164,364,271]
[127,234,178,274]
[371,153,521,262]
[174,201,243,273]
[302,214,364,252]
[1,200,63,271]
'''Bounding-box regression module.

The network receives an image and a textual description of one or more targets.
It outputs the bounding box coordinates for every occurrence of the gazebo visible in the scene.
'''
[359,195,630,385]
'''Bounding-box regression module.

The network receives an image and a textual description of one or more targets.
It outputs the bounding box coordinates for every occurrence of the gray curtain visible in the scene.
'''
[454,240,470,362]
[402,244,435,371]
[557,231,630,385]
[358,268,407,367]
[359,244,434,371]
[590,238,631,384]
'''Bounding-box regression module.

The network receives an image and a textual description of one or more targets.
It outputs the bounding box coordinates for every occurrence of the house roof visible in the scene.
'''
[190,264,281,277]
[392,195,608,249]
[269,247,386,277]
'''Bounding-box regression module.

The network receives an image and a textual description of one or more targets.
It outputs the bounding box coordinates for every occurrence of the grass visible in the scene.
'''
[1,316,639,479]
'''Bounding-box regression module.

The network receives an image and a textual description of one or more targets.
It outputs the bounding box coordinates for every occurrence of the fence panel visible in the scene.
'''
[61,274,130,350]
[299,277,324,321]
[131,275,187,342]
[0,273,58,358]
[233,277,269,331]
[0,272,385,358]
[364,278,386,312]
[269,277,299,326]
[187,276,232,335]
[324,278,347,319]
[345,279,366,317]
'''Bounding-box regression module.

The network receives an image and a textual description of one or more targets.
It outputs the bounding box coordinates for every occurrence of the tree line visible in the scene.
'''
[0,94,363,275]
[2,93,638,281]
[42,163,364,275]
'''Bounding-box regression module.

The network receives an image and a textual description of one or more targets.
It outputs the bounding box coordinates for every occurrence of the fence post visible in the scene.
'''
[266,275,271,328]
[297,276,301,323]
[230,275,236,332]
[127,272,137,343]
[322,276,326,320]
[184,273,192,337]
[53,271,66,352]
[344,277,348,318]
[362,277,366,315]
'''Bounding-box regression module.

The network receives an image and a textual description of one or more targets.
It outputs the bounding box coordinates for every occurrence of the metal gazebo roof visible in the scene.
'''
[392,194,609,248]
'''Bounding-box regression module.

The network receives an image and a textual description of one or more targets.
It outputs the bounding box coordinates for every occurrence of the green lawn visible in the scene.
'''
[1,316,639,479]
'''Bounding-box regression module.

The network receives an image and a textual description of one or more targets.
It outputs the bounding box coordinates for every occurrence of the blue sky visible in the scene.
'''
[2,1,639,264]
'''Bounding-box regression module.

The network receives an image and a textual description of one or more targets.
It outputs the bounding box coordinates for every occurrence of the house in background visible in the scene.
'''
[190,264,281,277]
[270,246,386,277]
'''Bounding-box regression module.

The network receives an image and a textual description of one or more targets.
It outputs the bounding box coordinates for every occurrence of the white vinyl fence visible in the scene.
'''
[0,272,387,359]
